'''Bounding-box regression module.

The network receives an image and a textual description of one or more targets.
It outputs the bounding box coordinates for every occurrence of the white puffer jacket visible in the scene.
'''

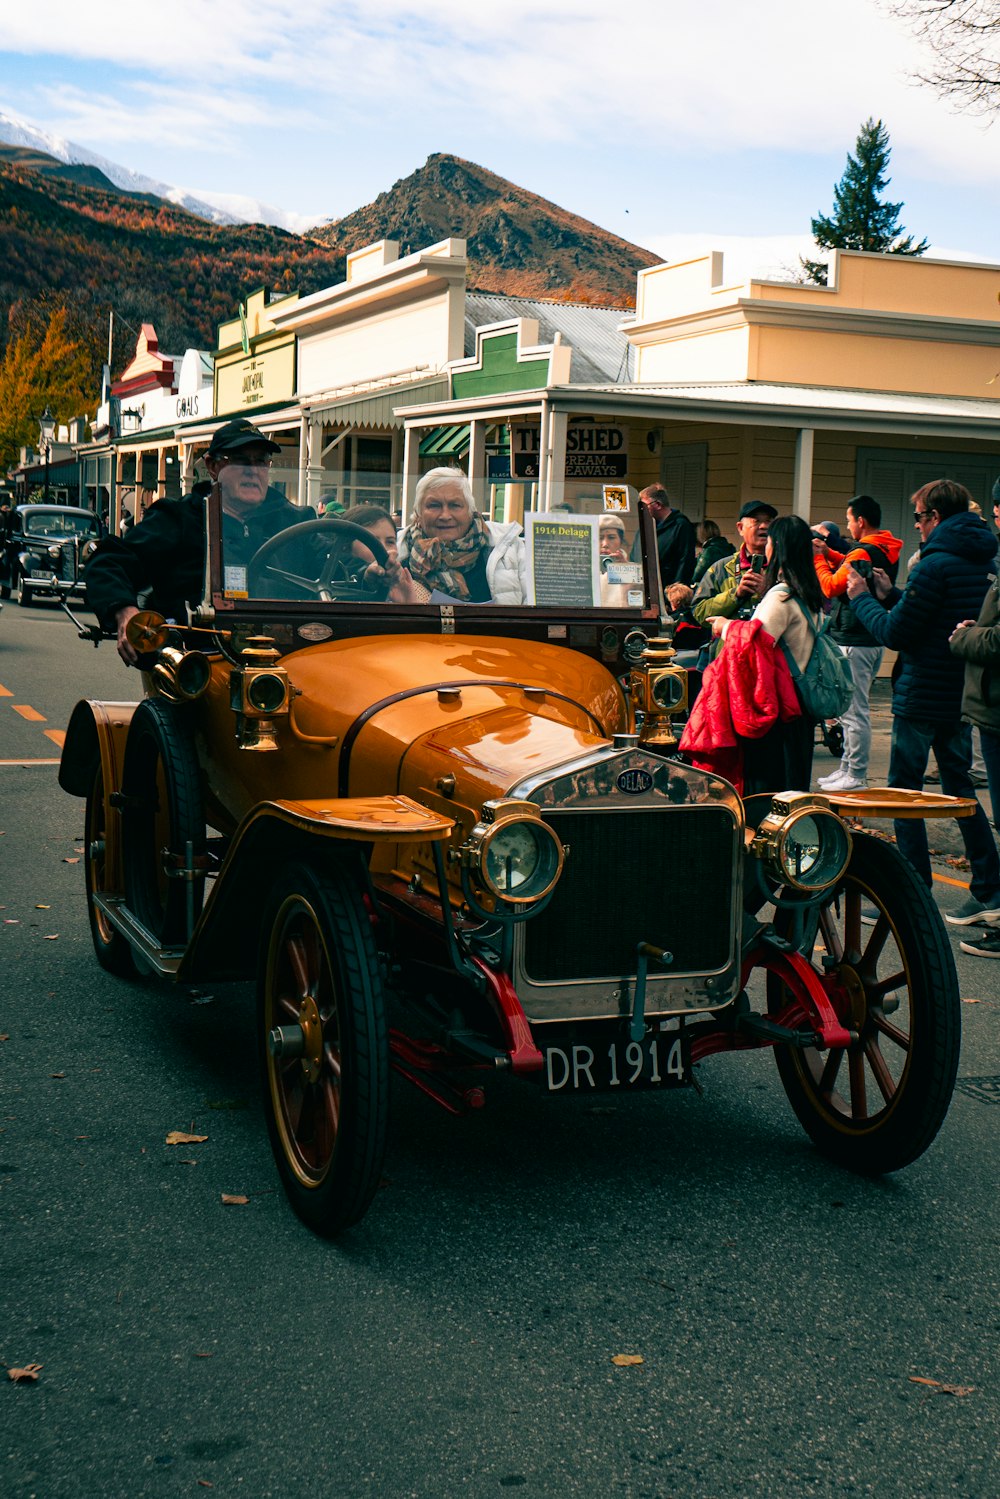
[398,519,529,605]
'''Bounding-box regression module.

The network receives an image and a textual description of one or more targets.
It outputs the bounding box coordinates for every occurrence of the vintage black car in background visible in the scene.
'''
[6,504,101,606]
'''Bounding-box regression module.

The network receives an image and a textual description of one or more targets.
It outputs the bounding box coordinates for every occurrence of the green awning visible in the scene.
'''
[419,424,470,458]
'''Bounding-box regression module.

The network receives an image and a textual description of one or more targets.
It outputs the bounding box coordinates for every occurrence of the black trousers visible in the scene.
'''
[741,714,815,798]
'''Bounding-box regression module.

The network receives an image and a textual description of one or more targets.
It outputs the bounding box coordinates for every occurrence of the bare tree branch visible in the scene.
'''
[887,1,1000,115]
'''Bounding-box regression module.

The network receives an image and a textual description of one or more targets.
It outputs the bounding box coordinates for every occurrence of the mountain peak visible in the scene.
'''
[315,154,659,306]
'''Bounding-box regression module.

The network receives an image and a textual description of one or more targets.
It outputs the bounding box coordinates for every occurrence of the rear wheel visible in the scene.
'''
[259,861,389,1237]
[84,762,137,977]
[767,831,959,1173]
[120,699,205,946]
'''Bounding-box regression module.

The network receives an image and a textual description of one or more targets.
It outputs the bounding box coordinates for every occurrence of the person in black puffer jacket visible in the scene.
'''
[86,418,316,665]
[847,479,1000,923]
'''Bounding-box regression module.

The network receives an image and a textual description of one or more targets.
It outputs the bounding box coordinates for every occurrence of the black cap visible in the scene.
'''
[738,500,777,521]
[206,417,281,459]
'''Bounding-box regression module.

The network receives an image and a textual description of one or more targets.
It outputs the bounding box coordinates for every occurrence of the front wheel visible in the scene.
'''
[767,831,960,1174]
[18,582,32,607]
[259,861,390,1236]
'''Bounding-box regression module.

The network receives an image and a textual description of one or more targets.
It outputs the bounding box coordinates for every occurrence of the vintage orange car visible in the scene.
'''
[59,500,965,1236]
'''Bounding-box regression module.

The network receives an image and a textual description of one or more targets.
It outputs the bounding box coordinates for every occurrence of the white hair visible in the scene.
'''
[414,466,476,521]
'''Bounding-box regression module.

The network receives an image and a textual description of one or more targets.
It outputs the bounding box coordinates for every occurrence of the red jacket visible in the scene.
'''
[679,618,801,792]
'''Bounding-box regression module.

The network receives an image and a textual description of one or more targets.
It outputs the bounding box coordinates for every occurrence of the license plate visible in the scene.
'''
[543,1029,689,1092]
[30,569,51,579]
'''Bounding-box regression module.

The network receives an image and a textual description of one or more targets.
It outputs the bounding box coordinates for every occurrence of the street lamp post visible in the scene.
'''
[38,407,56,503]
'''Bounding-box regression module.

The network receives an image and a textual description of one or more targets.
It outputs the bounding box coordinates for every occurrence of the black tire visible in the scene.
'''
[120,699,205,946]
[827,722,844,759]
[18,582,32,607]
[0,584,9,600]
[767,830,960,1174]
[84,762,137,977]
[259,860,389,1237]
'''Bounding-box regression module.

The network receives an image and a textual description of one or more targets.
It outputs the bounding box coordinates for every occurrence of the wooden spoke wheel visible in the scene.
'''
[768,831,960,1174]
[260,861,389,1237]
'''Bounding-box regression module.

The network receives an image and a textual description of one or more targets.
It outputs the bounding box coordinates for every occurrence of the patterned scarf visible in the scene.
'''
[404,510,490,600]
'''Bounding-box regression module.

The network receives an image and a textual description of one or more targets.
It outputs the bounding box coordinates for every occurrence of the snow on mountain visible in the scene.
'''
[174,187,322,235]
[0,106,320,232]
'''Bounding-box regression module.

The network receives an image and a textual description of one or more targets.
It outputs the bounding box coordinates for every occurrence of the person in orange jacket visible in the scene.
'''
[812,494,903,791]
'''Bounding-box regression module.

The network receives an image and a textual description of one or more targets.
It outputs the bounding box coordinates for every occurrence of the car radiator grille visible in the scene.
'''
[522,807,736,982]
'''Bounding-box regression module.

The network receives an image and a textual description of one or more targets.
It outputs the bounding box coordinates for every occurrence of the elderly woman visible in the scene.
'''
[397,468,528,605]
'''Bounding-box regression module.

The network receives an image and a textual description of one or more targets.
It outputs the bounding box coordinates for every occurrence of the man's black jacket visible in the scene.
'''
[85,489,315,630]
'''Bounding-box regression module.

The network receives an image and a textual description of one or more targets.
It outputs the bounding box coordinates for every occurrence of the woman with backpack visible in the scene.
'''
[709,514,828,796]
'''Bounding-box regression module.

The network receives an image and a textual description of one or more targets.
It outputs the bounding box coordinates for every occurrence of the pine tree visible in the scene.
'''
[802,118,929,284]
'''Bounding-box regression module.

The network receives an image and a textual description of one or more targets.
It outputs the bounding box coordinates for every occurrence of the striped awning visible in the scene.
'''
[418,423,471,458]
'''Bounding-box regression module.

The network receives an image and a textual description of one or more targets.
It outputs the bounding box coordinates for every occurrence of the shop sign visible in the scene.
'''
[215,337,295,415]
[176,394,201,419]
[512,423,628,480]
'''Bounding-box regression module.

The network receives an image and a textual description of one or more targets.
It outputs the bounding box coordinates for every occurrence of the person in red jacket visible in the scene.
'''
[812,494,903,791]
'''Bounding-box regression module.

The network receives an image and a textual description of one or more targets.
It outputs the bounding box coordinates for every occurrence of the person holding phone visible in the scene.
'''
[813,494,903,792]
[692,500,777,628]
[846,480,1000,926]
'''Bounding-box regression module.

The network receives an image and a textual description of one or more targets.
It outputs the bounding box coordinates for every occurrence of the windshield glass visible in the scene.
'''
[21,508,99,540]
[217,481,648,612]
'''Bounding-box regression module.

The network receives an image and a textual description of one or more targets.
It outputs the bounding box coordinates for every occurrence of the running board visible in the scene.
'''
[92,895,185,976]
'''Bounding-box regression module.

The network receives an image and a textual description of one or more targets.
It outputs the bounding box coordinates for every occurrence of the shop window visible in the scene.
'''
[857,446,1000,558]
[662,442,707,522]
[344,436,393,508]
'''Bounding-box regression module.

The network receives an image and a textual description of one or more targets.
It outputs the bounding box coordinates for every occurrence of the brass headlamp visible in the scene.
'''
[750,792,852,892]
[630,636,689,749]
[459,799,565,906]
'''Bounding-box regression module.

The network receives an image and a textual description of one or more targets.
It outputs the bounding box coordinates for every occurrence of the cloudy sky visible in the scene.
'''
[1,0,997,281]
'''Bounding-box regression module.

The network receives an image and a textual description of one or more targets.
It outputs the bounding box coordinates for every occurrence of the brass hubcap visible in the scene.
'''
[298,994,323,1084]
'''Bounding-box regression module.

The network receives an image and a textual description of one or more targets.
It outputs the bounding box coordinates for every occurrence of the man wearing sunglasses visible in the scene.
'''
[87,418,314,664]
[846,478,1000,925]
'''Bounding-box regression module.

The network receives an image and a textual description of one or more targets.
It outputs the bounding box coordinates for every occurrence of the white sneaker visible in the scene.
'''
[817,771,844,787]
[821,773,869,792]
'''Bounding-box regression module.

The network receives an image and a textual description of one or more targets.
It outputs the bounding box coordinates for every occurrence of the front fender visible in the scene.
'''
[58,698,140,798]
[178,796,454,982]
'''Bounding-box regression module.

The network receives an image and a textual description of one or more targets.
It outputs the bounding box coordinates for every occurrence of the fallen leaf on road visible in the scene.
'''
[62,857,80,864]
[194,1352,214,1359]
[50,1072,66,1079]
[0,1034,9,1042]
[962,997,986,1005]
[197,1482,214,1490]
[75,1135,89,1140]
[908,1376,975,1397]
[611,1354,644,1366]
[35,904,50,909]
[221,1193,249,1206]
[43,935,59,941]
[7,1363,43,1382]
[178,1159,198,1166]
[4,919,19,924]
[165,1131,208,1145]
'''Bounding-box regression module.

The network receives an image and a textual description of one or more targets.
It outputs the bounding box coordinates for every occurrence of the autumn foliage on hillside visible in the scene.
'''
[0,150,656,465]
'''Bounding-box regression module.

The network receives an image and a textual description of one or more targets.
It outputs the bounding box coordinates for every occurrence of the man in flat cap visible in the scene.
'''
[87,418,314,664]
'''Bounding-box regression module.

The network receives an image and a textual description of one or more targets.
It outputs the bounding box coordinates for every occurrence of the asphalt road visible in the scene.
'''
[1,600,998,1498]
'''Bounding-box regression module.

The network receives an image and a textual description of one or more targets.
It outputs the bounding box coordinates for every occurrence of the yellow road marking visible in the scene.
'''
[932,872,970,890]
[0,759,61,766]
[0,682,12,697]
[12,705,46,722]
[44,729,66,748]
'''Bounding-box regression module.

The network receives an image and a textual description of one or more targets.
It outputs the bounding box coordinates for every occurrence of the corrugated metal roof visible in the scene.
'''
[308,377,449,428]
[574,381,1000,420]
[465,294,633,385]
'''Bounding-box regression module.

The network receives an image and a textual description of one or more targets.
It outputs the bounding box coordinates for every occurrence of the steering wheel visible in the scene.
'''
[246,517,391,602]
